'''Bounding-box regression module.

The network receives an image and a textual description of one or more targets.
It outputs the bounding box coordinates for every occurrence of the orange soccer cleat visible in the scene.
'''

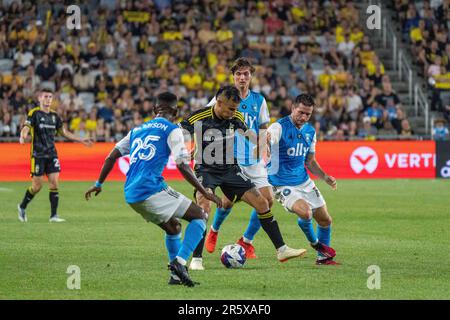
[205,228,219,253]
[236,237,257,259]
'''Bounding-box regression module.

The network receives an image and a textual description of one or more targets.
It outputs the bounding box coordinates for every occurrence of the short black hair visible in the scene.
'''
[156,92,178,109]
[230,57,255,75]
[40,87,54,94]
[215,85,241,104]
[295,93,315,107]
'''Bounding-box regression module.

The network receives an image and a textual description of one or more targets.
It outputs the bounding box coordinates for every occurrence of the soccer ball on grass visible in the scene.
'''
[220,244,246,268]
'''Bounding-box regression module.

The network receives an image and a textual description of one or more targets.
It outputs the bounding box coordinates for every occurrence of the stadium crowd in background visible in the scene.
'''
[0,0,448,141]
[394,0,450,119]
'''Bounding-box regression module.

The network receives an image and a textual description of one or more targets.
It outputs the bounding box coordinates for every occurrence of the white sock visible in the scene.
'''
[311,240,319,246]
[243,236,253,244]
[176,256,187,266]
[277,245,287,253]
[210,226,218,232]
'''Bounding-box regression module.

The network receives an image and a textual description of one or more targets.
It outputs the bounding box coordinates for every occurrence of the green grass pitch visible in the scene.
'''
[0,179,449,299]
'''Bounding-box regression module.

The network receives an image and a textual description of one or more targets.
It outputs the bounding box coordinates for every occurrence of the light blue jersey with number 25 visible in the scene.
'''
[115,118,179,204]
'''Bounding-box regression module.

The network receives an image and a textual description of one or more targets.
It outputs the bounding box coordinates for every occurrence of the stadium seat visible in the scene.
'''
[0,59,14,72]
[59,92,70,102]
[89,70,102,80]
[441,91,450,107]
[105,59,119,77]
[148,36,158,44]
[132,36,140,50]
[80,36,90,50]
[275,58,291,78]
[78,92,96,112]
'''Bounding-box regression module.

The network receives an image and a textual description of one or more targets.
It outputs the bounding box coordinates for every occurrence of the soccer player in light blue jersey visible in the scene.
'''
[85,92,222,286]
[267,94,339,265]
[189,58,273,270]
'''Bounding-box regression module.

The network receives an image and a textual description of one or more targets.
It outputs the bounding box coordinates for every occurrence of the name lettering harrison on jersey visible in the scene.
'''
[268,117,316,187]
[133,121,170,132]
[124,117,178,204]
[236,91,267,166]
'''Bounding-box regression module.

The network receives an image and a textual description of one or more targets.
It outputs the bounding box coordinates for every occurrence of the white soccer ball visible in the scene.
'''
[220,244,246,268]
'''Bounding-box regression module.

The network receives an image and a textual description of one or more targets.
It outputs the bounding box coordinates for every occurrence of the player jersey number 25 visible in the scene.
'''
[129,135,159,164]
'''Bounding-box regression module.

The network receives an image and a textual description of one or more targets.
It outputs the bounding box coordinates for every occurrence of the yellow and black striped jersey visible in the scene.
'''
[25,107,63,158]
[179,106,248,172]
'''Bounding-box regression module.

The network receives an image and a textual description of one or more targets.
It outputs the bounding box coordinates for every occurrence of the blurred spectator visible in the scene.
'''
[365,100,384,130]
[56,55,74,76]
[358,117,378,140]
[337,33,355,62]
[432,119,449,141]
[83,42,104,70]
[0,0,422,142]
[86,107,98,141]
[14,42,34,70]
[35,54,57,81]
[376,81,401,109]
[345,86,363,121]
[378,118,398,137]
[190,89,208,112]
[74,63,95,91]
[399,119,414,139]
[0,112,17,136]
[328,87,345,125]
[264,10,284,35]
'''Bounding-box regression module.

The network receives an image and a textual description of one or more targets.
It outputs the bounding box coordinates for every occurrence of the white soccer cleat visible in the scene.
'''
[49,215,66,223]
[17,204,27,222]
[277,246,307,262]
[189,257,205,271]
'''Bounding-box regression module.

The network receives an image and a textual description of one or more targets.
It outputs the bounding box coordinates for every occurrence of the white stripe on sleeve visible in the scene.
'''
[267,123,282,145]
[258,98,270,126]
[167,128,190,164]
[206,96,216,107]
[115,131,131,156]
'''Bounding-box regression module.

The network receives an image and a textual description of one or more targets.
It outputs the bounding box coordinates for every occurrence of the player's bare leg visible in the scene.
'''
[241,187,306,262]
[48,173,64,222]
[291,199,313,220]
[259,186,274,209]
[18,175,44,222]
[31,176,44,194]
[292,199,335,260]
[189,189,213,270]
[313,205,332,228]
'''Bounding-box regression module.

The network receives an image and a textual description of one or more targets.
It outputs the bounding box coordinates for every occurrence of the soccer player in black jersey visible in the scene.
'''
[18,88,93,222]
[179,86,306,267]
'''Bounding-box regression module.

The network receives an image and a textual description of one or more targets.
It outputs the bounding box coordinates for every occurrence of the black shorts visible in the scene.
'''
[195,166,255,202]
[31,157,61,177]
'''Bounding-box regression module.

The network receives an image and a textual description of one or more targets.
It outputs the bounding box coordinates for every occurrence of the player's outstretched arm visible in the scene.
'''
[85,148,122,200]
[19,126,30,144]
[305,153,337,190]
[60,127,94,147]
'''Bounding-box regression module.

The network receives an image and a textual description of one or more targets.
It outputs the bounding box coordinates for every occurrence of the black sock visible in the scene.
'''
[49,189,59,218]
[192,230,206,258]
[20,187,35,209]
[258,211,285,250]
